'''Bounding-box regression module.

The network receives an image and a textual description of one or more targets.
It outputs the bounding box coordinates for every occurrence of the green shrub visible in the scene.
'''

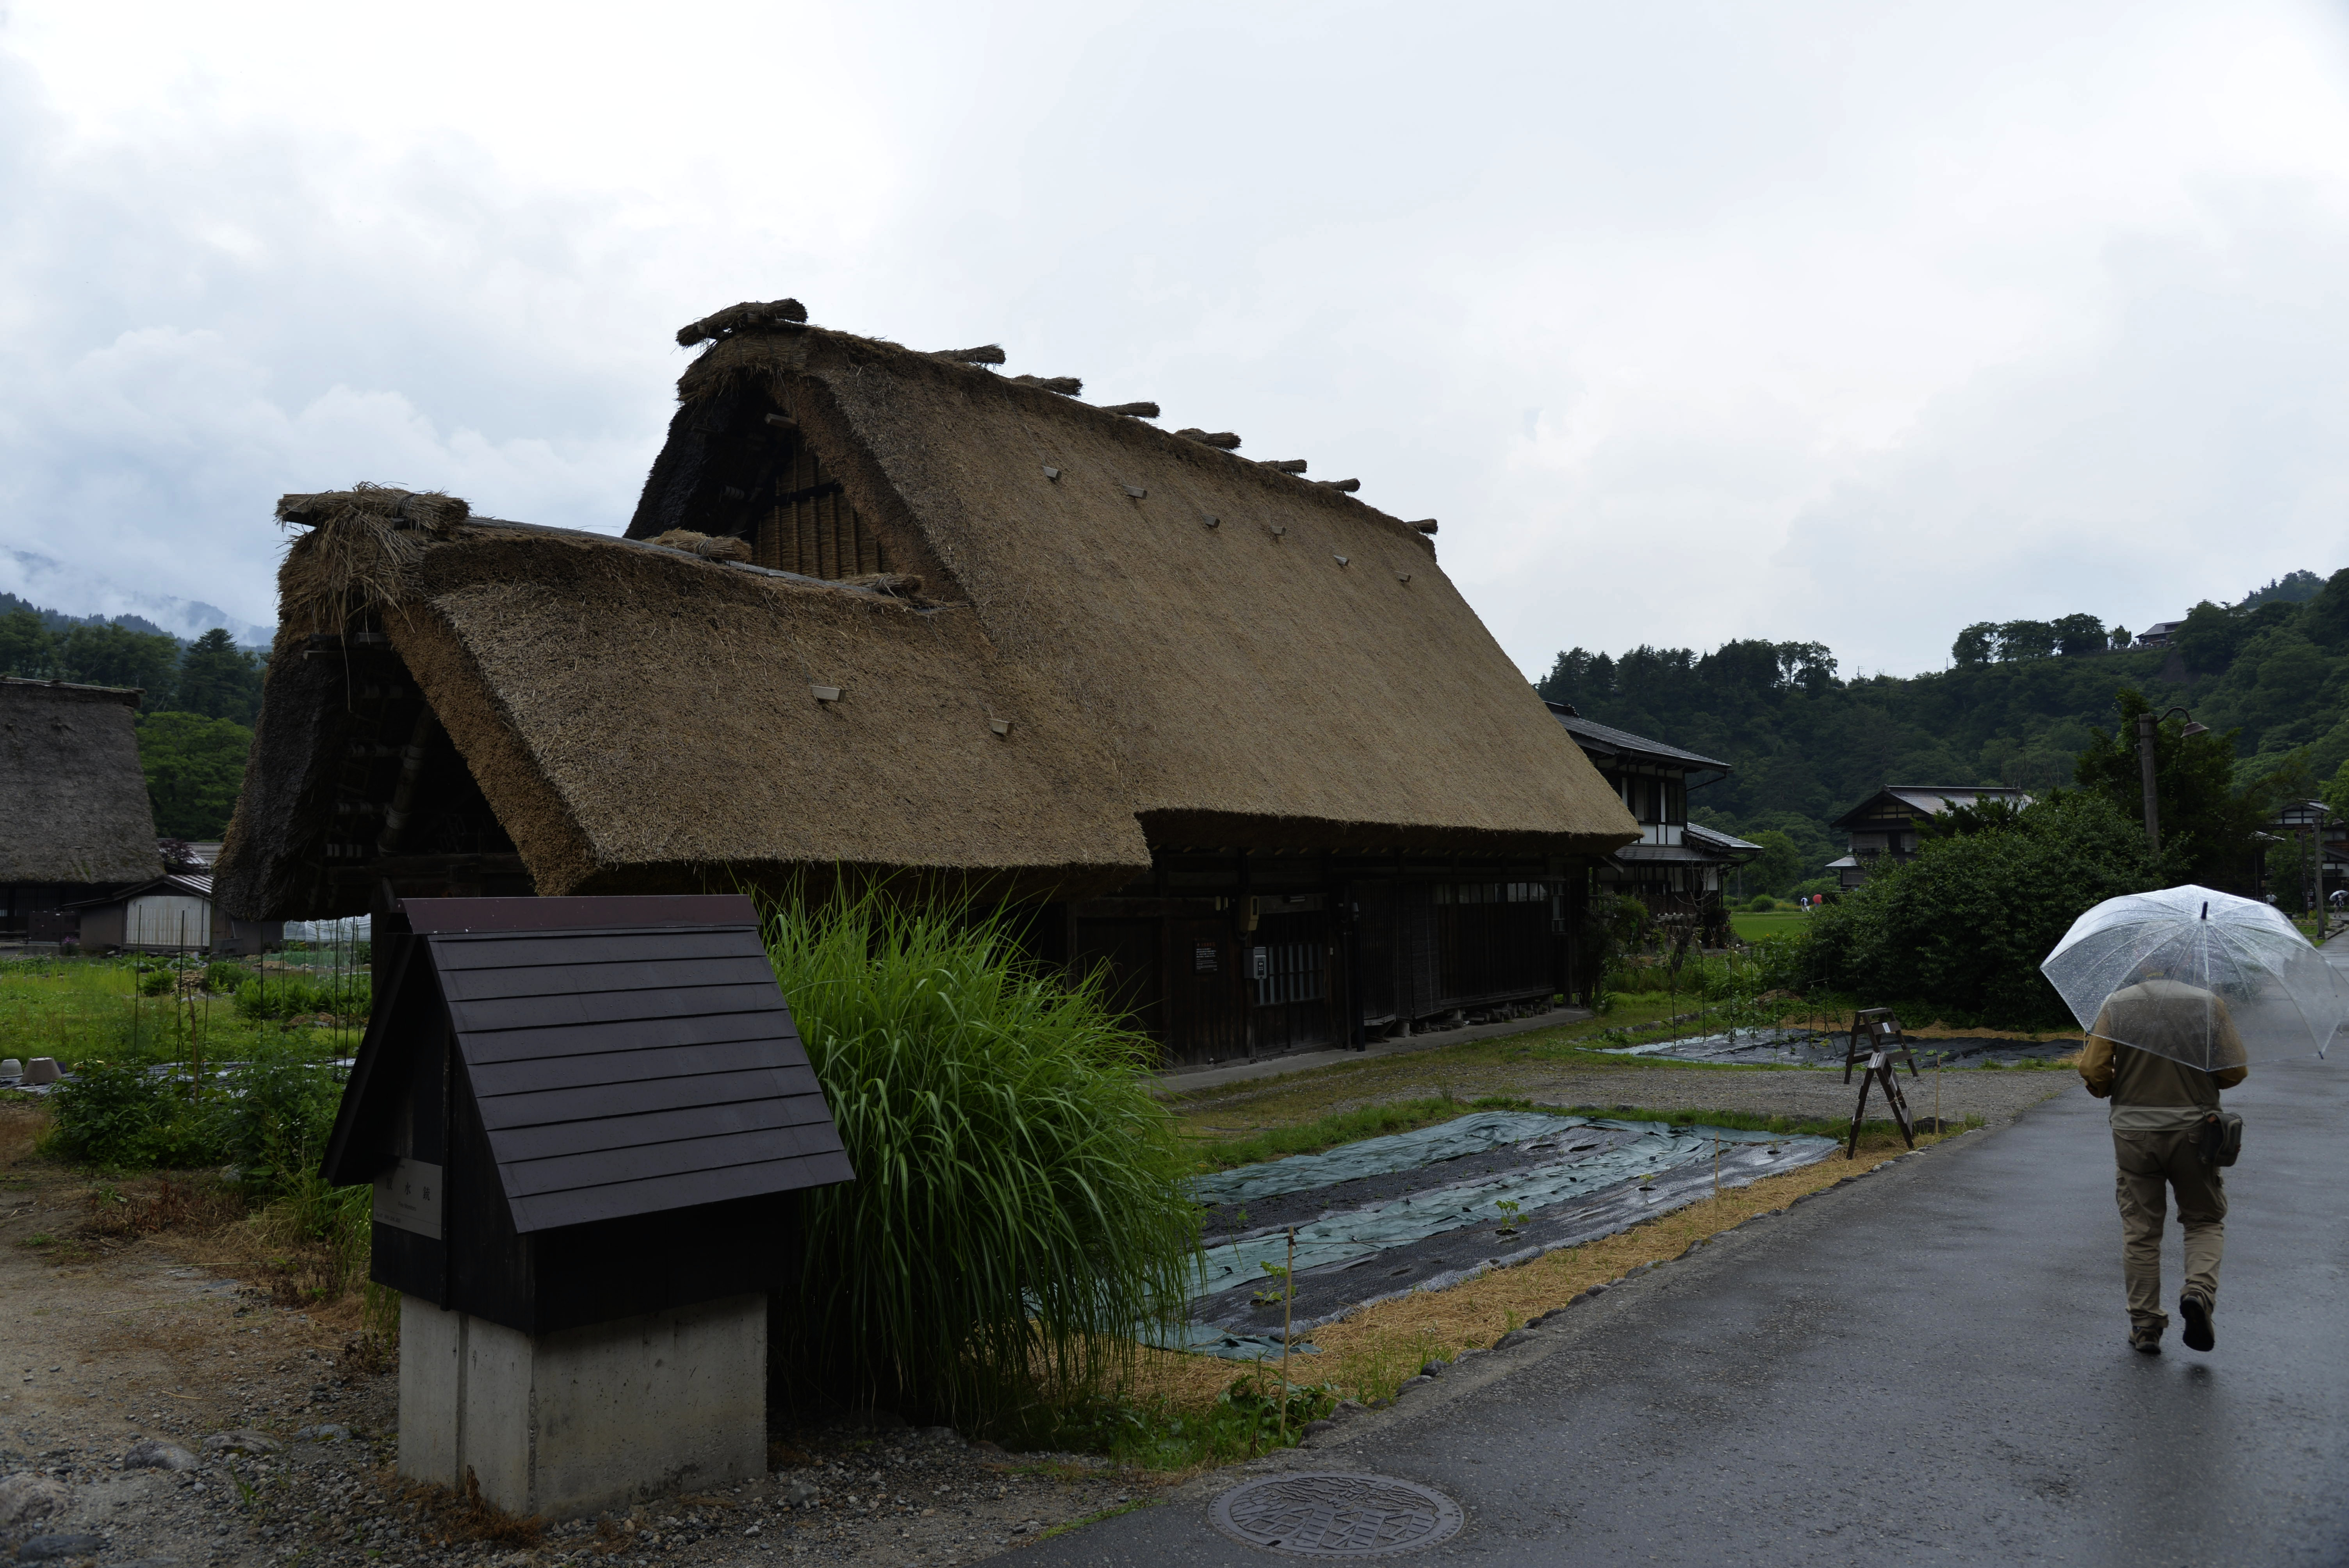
[763,887,1199,1432]
[138,968,177,996]
[217,1054,346,1191]
[232,975,367,1022]
[1802,791,2161,1028]
[44,1062,224,1168]
[203,961,254,993]
[1744,895,1777,912]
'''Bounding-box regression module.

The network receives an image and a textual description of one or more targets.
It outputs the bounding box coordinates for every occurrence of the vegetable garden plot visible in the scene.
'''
[1169,1111,1835,1356]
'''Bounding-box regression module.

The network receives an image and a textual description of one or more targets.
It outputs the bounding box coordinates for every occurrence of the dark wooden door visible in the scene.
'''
[1249,910,1332,1055]
[1164,917,1246,1067]
[1071,916,1164,1046]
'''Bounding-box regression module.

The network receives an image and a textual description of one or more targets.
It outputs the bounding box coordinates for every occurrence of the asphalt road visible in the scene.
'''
[1032,1066,2349,1566]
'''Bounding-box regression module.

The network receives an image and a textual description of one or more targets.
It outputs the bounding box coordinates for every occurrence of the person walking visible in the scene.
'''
[2078,973,2247,1355]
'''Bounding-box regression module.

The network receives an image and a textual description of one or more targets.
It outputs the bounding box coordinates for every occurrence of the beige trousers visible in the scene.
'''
[2113,1128,2226,1331]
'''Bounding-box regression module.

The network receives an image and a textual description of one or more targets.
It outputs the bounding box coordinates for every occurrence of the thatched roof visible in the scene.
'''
[628,318,1637,858]
[0,678,163,885]
[218,511,1146,916]
[219,313,1635,916]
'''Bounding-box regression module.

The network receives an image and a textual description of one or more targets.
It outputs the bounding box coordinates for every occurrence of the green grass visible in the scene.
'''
[1182,1094,1496,1171]
[1035,1500,1158,1541]
[0,953,365,1072]
[1729,908,1814,942]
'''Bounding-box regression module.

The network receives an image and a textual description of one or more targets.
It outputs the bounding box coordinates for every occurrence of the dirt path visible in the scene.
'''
[0,1107,1157,1568]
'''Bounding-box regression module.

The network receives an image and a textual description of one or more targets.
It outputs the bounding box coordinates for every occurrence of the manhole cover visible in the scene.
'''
[1210,1472,1463,1557]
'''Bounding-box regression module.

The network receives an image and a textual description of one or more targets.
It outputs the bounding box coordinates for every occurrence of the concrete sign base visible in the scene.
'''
[397,1292,766,1519]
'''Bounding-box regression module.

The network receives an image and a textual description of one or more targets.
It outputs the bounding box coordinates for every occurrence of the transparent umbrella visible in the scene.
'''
[2041,884,2345,1069]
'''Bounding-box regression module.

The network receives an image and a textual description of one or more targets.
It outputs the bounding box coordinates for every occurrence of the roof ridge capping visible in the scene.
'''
[677,298,809,348]
[278,483,469,536]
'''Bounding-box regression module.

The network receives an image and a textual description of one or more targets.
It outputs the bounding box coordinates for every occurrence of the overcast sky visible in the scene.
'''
[4,0,2347,675]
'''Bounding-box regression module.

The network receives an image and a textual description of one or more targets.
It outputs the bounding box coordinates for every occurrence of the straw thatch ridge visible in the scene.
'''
[677,299,807,346]
[0,678,163,884]
[629,324,1636,860]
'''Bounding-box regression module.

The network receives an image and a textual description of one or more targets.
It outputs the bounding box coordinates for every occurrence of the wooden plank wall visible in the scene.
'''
[758,438,895,579]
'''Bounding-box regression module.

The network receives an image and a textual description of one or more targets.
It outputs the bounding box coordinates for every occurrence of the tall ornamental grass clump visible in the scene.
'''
[763,888,1200,1431]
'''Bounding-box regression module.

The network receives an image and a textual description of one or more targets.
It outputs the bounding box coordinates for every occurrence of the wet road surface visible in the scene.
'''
[1031,1066,2349,1565]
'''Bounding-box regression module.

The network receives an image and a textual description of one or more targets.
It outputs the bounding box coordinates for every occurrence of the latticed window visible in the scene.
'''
[1254,942,1326,1007]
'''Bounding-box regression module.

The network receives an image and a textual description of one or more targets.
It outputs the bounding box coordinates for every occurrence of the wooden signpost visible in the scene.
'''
[1843,1007,1918,1158]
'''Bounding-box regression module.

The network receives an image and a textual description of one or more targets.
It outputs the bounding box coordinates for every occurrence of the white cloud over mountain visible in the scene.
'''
[3,0,2346,674]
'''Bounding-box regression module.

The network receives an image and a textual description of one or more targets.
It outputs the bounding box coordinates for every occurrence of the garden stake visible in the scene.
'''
[1280,1225,1295,1441]
[1712,1133,1720,1199]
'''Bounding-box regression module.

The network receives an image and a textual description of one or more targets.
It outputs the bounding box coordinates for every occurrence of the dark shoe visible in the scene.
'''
[2130,1325,2163,1355]
[2180,1295,2215,1352]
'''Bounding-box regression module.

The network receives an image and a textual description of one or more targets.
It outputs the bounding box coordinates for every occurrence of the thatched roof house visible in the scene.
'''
[2,677,163,941]
[218,303,1636,1064]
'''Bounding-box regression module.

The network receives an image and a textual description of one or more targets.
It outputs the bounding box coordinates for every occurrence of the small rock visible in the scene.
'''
[1419,1360,1445,1378]
[291,1425,350,1443]
[1398,1375,1433,1390]
[1300,1420,1336,1440]
[1496,1329,1535,1350]
[839,1409,908,1432]
[0,1472,71,1526]
[18,1533,106,1561]
[1331,1399,1367,1417]
[918,1425,961,1445]
[779,1481,822,1508]
[202,1431,281,1456]
[123,1440,199,1472]
[1585,1283,1609,1296]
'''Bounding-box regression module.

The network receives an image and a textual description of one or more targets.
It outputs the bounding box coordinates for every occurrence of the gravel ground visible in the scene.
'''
[0,1108,1156,1568]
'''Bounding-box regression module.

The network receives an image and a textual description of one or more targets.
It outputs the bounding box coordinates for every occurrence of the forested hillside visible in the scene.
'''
[1537,567,2347,894]
[1,599,267,839]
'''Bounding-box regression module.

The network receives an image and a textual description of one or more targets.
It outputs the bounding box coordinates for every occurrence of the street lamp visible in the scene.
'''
[2136,706,2209,852]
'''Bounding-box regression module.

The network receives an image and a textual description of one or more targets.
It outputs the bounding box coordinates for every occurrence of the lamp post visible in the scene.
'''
[2135,706,2209,853]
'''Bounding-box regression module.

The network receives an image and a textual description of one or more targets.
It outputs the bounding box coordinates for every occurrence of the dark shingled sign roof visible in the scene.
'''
[334,894,851,1233]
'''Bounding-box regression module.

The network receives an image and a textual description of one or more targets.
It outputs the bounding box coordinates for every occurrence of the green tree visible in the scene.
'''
[1996,620,2057,661]
[2303,568,2349,650]
[2323,756,2349,821]
[58,624,180,706]
[2073,688,2273,891]
[2050,613,2107,657]
[0,608,55,676]
[135,712,254,838]
[1951,623,1996,668]
[174,629,264,723]
[1740,829,1807,896]
[1803,791,2162,1027]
